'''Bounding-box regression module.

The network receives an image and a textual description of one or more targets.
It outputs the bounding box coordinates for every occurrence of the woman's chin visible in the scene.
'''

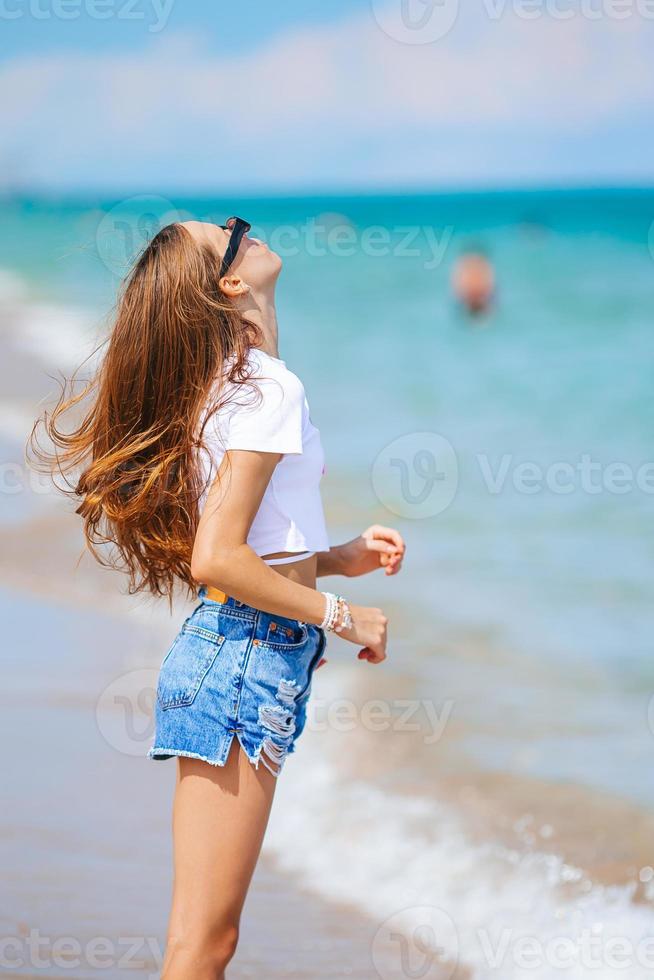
[268,251,284,276]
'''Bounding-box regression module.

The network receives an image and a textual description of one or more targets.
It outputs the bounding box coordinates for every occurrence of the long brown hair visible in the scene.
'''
[30,222,260,599]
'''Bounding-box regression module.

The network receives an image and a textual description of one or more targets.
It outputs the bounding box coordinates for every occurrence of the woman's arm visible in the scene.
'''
[317,525,406,579]
[191,450,388,661]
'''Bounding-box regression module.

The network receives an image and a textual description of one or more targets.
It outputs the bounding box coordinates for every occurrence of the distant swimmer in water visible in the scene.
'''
[451,251,495,316]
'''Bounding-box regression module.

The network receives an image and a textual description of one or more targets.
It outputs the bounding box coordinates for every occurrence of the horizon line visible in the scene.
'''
[2,179,654,205]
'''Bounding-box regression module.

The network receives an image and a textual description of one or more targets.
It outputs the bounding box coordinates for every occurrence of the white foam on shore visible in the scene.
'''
[17,301,103,371]
[0,266,102,372]
[266,667,654,980]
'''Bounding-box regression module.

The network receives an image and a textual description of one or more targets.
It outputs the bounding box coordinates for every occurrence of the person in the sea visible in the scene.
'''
[451,250,495,316]
[33,216,405,978]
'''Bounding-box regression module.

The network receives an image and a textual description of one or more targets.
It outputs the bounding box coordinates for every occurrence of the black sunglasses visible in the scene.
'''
[219,216,251,278]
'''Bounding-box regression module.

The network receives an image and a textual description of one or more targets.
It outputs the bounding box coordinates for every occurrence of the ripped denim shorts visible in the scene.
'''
[149,587,326,777]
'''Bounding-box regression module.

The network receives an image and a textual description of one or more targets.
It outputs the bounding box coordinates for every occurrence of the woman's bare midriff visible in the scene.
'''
[262,552,318,590]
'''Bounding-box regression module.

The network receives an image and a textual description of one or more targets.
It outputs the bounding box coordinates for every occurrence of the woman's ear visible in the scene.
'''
[219,275,250,298]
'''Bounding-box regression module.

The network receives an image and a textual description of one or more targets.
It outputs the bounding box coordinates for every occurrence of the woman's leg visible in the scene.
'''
[162,740,277,980]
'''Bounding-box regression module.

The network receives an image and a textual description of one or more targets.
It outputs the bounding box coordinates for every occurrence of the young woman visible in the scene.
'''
[36,216,405,979]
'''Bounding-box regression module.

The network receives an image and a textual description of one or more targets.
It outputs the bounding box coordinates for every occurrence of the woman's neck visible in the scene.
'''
[239,288,280,359]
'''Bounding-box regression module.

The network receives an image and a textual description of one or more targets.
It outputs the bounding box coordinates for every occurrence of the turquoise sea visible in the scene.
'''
[1,188,653,978]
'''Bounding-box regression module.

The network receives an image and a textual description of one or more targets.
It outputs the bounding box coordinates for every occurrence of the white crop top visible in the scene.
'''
[201,348,329,557]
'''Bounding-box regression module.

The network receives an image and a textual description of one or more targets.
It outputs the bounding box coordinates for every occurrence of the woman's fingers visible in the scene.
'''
[364,526,406,569]
[367,538,398,556]
[363,527,406,573]
[357,647,386,664]
[364,524,405,552]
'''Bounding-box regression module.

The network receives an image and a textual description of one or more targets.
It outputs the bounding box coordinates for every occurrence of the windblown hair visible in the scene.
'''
[30,223,260,600]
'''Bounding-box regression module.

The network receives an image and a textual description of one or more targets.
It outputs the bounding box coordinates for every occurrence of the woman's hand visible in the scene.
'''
[337,525,405,578]
[339,604,388,664]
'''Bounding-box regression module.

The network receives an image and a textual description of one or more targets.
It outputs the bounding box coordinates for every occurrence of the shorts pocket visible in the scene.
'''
[157,626,226,709]
[263,619,309,650]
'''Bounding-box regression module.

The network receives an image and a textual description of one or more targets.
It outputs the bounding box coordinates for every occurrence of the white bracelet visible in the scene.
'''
[320,592,338,631]
[320,592,353,633]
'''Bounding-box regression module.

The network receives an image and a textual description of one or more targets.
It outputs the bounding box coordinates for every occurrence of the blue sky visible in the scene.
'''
[1,0,653,193]
[0,0,362,56]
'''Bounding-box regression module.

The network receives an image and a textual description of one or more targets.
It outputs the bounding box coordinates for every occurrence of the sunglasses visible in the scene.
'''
[219,216,251,279]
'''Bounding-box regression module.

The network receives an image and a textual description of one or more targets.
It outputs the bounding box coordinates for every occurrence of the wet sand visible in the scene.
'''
[0,578,408,979]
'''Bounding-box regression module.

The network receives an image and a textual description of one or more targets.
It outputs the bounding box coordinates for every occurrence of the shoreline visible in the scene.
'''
[0,580,402,980]
[2,511,653,902]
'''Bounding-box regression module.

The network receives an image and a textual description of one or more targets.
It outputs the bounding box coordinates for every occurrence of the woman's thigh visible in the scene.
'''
[166,740,277,952]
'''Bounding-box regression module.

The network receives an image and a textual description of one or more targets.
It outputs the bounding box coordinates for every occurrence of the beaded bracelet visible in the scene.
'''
[320,592,353,633]
[320,592,339,631]
[334,596,353,633]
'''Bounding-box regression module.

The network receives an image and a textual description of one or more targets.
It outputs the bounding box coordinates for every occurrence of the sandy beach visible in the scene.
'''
[0,575,414,980]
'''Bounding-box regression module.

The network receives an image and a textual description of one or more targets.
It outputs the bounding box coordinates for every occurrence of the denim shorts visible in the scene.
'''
[149,588,326,776]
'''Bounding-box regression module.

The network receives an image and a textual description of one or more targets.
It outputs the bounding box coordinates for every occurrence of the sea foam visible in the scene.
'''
[266,666,654,980]
[0,267,101,372]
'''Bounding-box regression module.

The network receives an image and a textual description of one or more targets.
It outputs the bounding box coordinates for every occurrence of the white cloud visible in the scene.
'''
[1,4,653,189]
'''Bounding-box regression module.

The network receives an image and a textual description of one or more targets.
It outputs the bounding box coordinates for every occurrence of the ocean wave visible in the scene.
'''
[0,266,101,372]
[266,666,654,980]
